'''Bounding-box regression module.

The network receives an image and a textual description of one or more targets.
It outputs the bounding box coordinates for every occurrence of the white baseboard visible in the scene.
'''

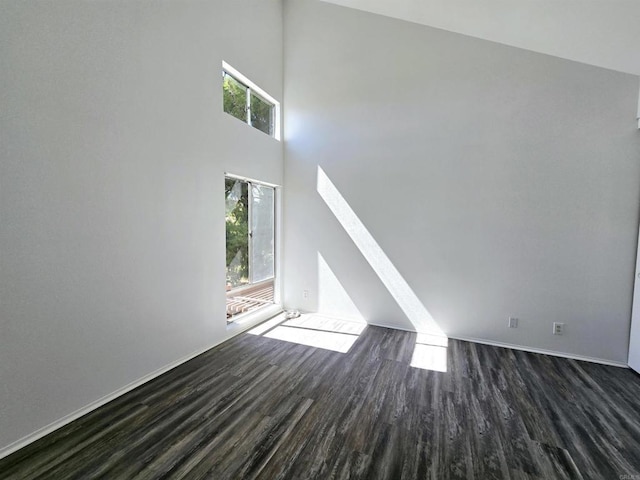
[366,320,418,333]
[362,321,628,368]
[0,307,284,462]
[449,335,629,368]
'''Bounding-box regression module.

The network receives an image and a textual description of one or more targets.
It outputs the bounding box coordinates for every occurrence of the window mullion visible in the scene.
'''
[246,87,252,127]
[247,182,253,283]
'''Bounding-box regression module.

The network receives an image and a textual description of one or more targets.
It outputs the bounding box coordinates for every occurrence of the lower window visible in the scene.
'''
[225,175,276,321]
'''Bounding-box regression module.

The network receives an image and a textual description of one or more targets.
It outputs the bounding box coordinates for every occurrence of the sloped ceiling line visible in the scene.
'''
[319,0,640,76]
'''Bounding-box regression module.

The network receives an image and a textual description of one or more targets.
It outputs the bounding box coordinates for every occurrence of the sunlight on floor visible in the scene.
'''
[246,315,287,335]
[248,313,365,353]
[410,333,448,372]
[264,325,359,353]
[282,313,366,335]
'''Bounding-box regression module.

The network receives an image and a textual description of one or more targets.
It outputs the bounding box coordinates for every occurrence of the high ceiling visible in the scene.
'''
[319,0,640,76]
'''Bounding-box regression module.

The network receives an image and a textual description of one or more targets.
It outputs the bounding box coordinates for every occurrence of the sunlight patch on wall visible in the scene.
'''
[318,252,366,323]
[317,166,446,338]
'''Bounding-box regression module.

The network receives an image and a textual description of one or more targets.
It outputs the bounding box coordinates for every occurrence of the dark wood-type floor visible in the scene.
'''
[2,322,640,479]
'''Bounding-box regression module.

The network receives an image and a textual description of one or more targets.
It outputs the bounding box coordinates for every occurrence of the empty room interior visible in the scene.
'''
[2,0,640,478]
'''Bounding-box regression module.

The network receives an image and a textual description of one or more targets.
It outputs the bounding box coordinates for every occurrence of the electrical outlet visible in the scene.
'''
[303,289,309,299]
[553,322,564,335]
[508,317,518,328]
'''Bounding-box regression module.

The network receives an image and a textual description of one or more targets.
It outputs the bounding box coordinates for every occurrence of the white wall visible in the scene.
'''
[0,0,283,453]
[283,0,640,363]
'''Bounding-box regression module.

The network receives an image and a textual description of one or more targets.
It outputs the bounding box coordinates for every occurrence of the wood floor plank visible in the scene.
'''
[2,320,640,480]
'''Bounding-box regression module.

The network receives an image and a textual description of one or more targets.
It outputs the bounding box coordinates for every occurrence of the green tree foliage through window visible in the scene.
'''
[223,74,247,124]
[225,178,249,288]
[250,92,273,136]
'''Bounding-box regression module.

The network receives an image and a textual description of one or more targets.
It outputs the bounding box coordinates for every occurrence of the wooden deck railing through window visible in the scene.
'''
[226,279,274,321]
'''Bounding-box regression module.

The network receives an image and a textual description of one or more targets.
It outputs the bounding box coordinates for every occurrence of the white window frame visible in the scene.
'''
[222,61,281,141]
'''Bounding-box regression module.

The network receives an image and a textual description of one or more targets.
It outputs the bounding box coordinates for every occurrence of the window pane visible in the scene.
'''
[225,179,249,289]
[250,184,275,283]
[223,73,247,123]
[250,92,274,136]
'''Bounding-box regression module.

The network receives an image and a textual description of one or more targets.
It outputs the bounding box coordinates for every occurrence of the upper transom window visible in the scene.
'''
[222,61,280,140]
